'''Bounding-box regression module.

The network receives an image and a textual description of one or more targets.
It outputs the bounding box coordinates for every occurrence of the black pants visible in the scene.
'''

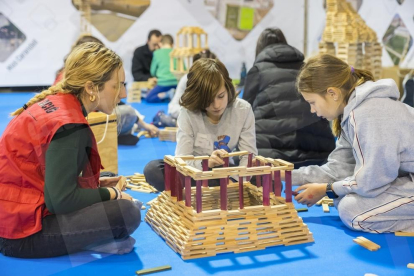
[0,200,141,258]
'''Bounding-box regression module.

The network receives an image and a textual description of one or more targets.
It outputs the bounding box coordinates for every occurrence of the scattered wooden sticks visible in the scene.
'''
[353,236,380,251]
[136,265,172,275]
[126,173,158,193]
[137,130,152,138]
[315,196,334,213]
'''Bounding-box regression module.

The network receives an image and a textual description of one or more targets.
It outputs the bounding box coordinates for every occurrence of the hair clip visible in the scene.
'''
[22,104,28,110]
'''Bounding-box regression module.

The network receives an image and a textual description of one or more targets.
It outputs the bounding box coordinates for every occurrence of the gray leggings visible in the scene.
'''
[0,199,141,258]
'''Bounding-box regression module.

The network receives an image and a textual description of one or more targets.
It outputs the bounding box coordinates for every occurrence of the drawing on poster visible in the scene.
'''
[382,13,413,65]
[0,13,26,63]
[72,0,150,42]
[204,0,273,41]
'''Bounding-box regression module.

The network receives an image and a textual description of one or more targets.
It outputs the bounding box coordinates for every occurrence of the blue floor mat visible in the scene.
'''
[0,93,413,276]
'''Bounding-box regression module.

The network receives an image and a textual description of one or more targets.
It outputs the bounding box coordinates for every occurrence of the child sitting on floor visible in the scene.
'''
[144,58,258,191]
[146,34,178,103]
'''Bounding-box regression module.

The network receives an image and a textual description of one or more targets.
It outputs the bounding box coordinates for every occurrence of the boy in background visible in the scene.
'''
[146,34,177,103]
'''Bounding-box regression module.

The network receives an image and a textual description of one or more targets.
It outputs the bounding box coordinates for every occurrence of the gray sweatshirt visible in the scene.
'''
[176,98,258,170]
[293,79,414,198]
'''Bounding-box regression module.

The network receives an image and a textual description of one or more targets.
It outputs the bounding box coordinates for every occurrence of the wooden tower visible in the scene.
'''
[170,26,208,80]
[320,0,382,80]
[73,0,92,35]
[145,151,314,260]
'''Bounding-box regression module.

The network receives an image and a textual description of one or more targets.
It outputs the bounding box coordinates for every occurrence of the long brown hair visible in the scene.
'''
[12,42,122,116]
[180,58,236,112]
[296,54,374,136]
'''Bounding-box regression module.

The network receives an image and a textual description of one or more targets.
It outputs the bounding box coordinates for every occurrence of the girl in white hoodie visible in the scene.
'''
[292,54,414,233]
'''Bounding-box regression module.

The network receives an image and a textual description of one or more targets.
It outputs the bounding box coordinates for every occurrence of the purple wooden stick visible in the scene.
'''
[185,176,191,207]
[196,180,202,213]
[202,159,208,187]
[274,170,281,197]
[220,178,227,210]
[263,174,270,206]
[285,170,292,203]
[239,176,244,209]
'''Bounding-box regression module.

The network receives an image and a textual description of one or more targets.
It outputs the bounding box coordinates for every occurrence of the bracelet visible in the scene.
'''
[111,187,120,200]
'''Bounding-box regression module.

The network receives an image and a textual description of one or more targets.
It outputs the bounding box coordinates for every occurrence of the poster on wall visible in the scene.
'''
[1,0,412,87]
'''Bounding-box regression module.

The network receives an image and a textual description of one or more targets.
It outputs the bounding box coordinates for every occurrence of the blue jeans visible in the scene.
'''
[116,105,138,135]
[146,85,176,103]
[0,200,141,258]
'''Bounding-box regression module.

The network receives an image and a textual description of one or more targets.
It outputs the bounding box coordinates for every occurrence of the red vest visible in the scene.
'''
[0,93,101,239]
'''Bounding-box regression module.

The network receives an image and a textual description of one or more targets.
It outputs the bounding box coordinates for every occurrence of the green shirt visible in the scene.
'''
[150,48,178,87]
[44,108,110,214]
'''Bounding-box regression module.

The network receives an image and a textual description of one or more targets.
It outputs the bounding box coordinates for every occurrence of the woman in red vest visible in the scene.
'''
[0,42,141,258]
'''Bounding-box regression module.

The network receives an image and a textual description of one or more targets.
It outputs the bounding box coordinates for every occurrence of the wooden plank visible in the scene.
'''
[136,265,172,275]
[353,236,380,251]
[395,232,414,237]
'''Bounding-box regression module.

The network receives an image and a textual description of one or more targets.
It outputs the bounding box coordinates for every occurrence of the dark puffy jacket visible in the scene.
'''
[243,44,335,168]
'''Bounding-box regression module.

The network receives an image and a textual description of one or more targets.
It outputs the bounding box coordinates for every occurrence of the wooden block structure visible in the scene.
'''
[145,151,314,260]
[170,26,208,80]
[159,127,178,142]
[353,236,380,251]
[127,81,155,103]
[320,0,382,80]
[87,112,118,174]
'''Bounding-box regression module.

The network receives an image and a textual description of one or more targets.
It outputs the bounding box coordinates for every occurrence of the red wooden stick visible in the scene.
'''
[185,176,191,207]
[263,173,271,206]
[196,180,202,213]
[220,178,227,210]
[239,176,244,209]
[285,170,292,203]
[176,171,184,201]
[170,166,177,197]
[274,170,281,197]
[164,163,171,191]
[202,159,208,187]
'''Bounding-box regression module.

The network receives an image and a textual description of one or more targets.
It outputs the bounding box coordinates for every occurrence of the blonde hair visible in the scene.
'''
[12,42,123,116]
[296,54,374,137]
[180,58,236,112]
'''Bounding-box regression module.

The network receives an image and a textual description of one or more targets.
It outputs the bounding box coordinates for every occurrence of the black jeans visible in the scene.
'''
[0,199,141,258]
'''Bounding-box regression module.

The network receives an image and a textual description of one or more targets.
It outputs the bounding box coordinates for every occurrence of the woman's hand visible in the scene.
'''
[99,176,121,188]
[208,149,228,168]
[293,183,327,207]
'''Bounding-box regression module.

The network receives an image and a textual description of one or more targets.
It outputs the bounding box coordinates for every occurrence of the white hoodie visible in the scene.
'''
[293,79,414,198]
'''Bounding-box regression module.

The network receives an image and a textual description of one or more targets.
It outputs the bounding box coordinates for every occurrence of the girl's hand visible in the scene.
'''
[293,183,327,207]
[208,149,228,168]
[99,176,121,188]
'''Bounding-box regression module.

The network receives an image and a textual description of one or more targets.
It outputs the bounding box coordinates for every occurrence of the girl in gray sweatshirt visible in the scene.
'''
[292,54,414,234]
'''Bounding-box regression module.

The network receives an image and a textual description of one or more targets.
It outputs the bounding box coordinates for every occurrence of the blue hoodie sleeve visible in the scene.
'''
[332,109,400,197]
